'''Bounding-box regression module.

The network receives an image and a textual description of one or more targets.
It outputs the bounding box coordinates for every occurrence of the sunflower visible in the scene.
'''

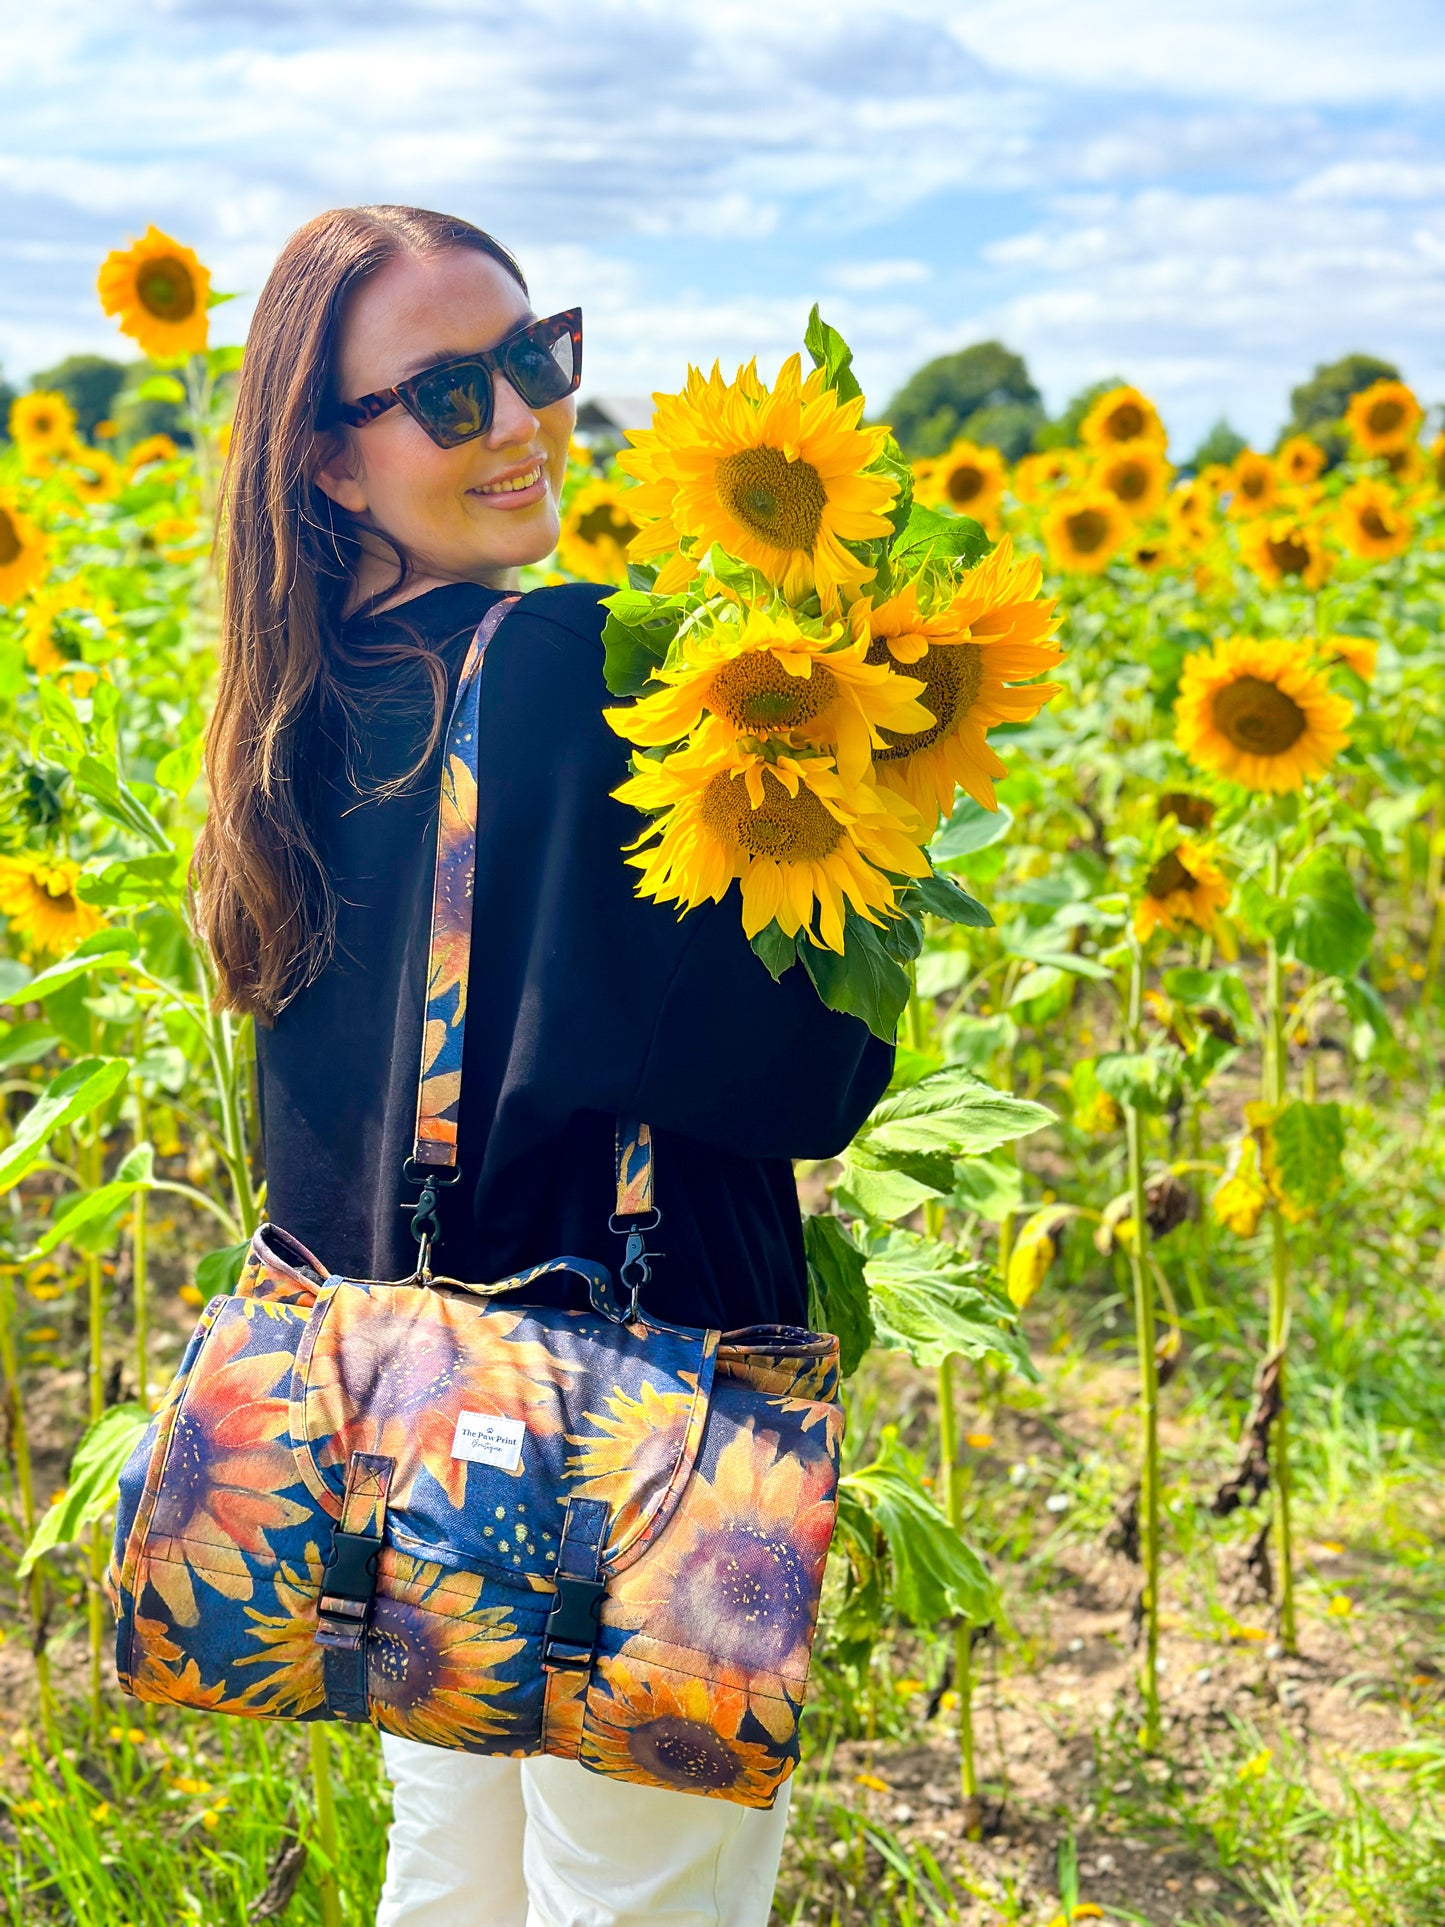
[853,540,1062,817]
[0,491,49,606]
[97,227,211,362]
[1040,489,1131,574]
[1080,385,1166,452]
[0,854,107,954]
[604,605,932,785]
[582,1661,789,1806]
[1129,536,1171,572]
[1345,378,1422,455]
[9,390,76,457]
[1133,842,1231,944]
[1165,481,1216,552]
[1337,479,1411,561]
[1382,443,1426,490]
[619,355,898,610]
[1430,433,1445,493]
[556,478,642,584]
[1174,636,1350,793]
[1010,449,1083,503]
[126,433,181,476]
[567,1380,700,1548]
[20,581,105,677]
[1212,1135,1269,1238]
[615,743,928,954]
[367,1554,526,1749]
[67,446,124,505]
[1238,516,1333,591]
[913,438,1007,524]
[1276,434,1327,485]
[604,1422,836,1717]
[1227,450,1278,519]
[1328,635,1377,680]
[1094,440,1170,518]
[1156,791,1215,829]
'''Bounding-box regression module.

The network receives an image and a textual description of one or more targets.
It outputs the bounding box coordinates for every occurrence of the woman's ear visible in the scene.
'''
[312,429,369,514]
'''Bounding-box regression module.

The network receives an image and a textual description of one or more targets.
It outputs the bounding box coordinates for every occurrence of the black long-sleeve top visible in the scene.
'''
[254,580,893,1331]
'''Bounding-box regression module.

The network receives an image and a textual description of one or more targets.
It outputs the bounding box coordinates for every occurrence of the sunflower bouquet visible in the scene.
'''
[602,311,1062,1040]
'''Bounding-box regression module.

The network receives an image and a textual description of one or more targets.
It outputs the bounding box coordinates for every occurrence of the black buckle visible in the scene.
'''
[541,1573,606,1671]
[315,1529,380,1651]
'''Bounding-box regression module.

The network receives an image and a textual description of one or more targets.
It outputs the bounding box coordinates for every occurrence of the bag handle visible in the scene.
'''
[402,596,658,1311]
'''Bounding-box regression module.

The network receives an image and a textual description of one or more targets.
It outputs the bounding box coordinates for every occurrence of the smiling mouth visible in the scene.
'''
[474,463,544,498]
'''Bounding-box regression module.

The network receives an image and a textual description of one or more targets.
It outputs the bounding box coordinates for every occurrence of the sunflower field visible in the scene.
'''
[0,231,1443,1927]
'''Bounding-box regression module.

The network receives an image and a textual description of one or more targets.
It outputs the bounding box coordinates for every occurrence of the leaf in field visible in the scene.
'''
[1005,944,1114,983]
[887,503,992,574]
[71,754,172,852]
[600,586,688,696]
[803,304,863,404]
[1269,1101,1345,1210]
[951,1150,1024,1224]
[17,1403,151,1579]
[799,916,912,1041]
[865,1065,1053,1157]
[905,870,993,928]
[834,1159,944,1224]
[749,921,798,982]
[865,1229,1036,1377]
[0,1022,58,1072]
[0,958,32,1002]
[842,1430,997,1628]
[803,1213,874,1376]
[31,1144,155,1257]
[1007,963,1067,1009]
[1095,1050,1182,1116]
[1161,966,1255,1037]
[0,1058,129,1196]
[76,852,184,908]
[1284,848,1374,979]
[932,797,1014,861]
[20,948,135,1002]
[195,1239,250,1297]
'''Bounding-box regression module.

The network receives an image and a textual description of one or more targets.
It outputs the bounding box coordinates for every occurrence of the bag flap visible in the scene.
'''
[291,1280,717,1581]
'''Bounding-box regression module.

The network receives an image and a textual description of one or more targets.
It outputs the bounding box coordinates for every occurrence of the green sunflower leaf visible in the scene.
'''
[803,1212,875,1376]
[906,870,994,928]
[599,587,684,697]
[865,1229,1036,1378]
[749,922,798,982]
[803,305,863,405]
[1283,848,1375,979]
[888,503,992,575]
[799,916,912,1042]
[1270,1100,1346,1209]
[842,1429,997,1629]
[932,796,1014,861]
[17,1404,151,1580]
[0,1058,129,1197]
[865,1065,1053,1157]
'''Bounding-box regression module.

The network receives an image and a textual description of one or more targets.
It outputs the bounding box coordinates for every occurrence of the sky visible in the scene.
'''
[5,0,1445,453]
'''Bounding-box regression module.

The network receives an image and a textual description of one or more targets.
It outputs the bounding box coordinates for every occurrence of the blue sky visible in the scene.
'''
[6,0,1445,452]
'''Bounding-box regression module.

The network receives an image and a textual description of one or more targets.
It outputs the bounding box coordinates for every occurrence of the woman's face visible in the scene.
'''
[314,247,574,593]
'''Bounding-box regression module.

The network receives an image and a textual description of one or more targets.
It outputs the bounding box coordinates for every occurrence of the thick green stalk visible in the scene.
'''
[936,1353,979,1825]
[131,1037,150,1409]
[207,1007,259,1235]
[0,1271,54,1745]
[1123,939,1161,1748]
[1262,856,1298,1650]
[308,1724,344,1927]
[84,1094,107,1715]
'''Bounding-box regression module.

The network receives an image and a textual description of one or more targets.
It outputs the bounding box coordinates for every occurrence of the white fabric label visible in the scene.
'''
[451,1411,526,1471]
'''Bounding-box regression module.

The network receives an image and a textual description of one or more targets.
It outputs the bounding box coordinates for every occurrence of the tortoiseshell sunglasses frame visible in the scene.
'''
[325,308,583,448]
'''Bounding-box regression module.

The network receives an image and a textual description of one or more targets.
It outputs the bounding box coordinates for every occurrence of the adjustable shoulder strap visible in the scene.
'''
[411,595,520,1169]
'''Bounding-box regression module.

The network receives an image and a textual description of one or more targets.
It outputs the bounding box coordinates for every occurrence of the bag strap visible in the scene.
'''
[401,596,659,1311]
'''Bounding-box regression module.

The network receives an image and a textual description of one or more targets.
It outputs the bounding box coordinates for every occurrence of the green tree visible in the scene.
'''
[885,342,1043,460]
[0,368,17,442]
[28,354,129,440]
[1186,417,1247,473]
[1032,377,1123,451]
[1285,351,1401,463]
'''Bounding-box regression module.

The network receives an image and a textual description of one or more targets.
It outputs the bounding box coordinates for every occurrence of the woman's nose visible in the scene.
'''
[487,375,541,447]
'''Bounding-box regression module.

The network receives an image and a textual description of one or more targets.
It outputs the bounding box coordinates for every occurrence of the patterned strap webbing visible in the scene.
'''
[409,596,656,1225]
[314,1452,394,1723]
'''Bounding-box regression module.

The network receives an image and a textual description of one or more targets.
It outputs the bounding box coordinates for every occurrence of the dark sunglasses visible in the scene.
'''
[326,307,583,449]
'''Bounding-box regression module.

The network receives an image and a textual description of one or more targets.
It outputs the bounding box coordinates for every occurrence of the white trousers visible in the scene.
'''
[376,1733,793,1927]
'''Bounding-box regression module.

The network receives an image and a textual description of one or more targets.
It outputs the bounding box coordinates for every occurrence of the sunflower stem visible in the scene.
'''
[1263,848,1298,1651]
[308,1724,344,1927]
[1123,934,1162,1750]
[132,1024,150,1411]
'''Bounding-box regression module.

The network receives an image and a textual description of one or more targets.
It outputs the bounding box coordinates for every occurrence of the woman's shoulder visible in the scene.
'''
[511,580,609,648]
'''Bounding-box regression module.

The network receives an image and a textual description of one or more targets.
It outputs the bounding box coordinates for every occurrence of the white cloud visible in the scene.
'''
[826,260,933,293]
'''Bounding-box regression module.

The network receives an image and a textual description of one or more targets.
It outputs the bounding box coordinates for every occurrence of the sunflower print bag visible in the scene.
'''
[109,597,845,1807]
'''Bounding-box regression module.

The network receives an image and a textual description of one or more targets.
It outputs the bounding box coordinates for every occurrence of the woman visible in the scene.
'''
[196,204,891,1927]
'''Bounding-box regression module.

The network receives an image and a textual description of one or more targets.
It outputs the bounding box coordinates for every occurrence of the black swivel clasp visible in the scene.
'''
[401,1157,461,1284]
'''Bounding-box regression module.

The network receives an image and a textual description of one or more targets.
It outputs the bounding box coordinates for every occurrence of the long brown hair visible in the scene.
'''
[193,205,526,1018]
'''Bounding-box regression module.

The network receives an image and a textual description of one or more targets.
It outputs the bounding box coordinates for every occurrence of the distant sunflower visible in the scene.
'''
[1129,535,1171,573]
[619,355,898,611]
[1382,443,1426,489]
[1133,841,1231,944]
[1165,481,1215,552]
[9,390,76,458]
[67,447,124,505]
[1080,385,1166,452]
[1227,450,1278,519]
[1174,636,1350,793]
[614,743,927,953]
[126,433,180,476]
[1329,636,1377,680]
[1094,440,1171,518]
[97,226,210,362]
[913,438,1007,524]
[1213,1135,1269,1238]
[854,537,1063,816]
[1430,433,1445,493]
[1156,792,1215,829]
[1238,516,1333,591]
[1040,489,1131,574]
[1337,479,1411,561]
[1011,449,1083,503]
[0,855,106,954]
[1345,378,1422,456]
[556,478,642,584]
[604,605,932,785]
[21,581,103,677]
[1276,434,1327,485]
[0,490,49,606]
